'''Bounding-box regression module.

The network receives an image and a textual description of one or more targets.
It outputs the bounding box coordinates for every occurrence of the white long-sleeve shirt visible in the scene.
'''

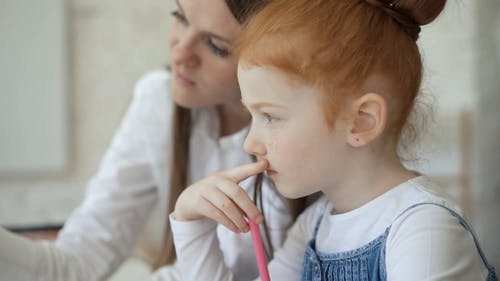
[171,176,490,281]
[0,69,293,281]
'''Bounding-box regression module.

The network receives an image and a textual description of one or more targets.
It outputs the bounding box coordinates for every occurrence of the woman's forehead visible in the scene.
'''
[177,0,241,41]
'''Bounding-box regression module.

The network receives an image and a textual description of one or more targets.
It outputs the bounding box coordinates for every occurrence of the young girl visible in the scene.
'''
[171,0,498,280]
[0,1,307,280]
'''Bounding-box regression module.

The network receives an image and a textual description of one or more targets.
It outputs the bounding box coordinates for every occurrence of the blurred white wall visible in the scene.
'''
[0,0,68,175]
[0,0,174,226]
[475,0,500,272]
[0,1,175,279]
[0,0,498,276]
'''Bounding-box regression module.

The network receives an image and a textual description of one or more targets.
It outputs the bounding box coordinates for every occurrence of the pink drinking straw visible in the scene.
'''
[248,218,271,281]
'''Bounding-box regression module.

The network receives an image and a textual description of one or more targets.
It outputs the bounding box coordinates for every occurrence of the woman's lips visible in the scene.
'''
[174,70,195,87]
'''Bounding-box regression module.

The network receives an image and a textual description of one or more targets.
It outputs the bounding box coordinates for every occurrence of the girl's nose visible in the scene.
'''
[244,126,266,157]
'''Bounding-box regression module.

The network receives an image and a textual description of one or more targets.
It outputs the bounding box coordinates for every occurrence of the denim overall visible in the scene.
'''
[301,202,498,281]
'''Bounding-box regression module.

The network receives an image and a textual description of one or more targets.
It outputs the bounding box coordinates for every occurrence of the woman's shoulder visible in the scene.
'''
[133,68,172,102]
[129,69,174,121]
[135,68,171,87]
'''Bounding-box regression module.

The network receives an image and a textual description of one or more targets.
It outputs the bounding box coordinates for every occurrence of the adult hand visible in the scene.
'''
[173,160,268,233]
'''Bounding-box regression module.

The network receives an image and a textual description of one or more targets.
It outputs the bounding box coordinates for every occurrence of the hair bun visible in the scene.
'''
[398,0,446,25]
[365,0,446,40]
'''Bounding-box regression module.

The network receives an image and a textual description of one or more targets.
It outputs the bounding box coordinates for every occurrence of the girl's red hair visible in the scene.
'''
[237,0,446,144]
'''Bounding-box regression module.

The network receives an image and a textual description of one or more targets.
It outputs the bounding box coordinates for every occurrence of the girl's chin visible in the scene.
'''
[265,169,278,177]
[275,185,303,200]
[274,180,314,199]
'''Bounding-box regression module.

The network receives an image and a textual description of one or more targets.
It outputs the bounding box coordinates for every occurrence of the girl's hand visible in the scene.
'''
[172,160,268,233]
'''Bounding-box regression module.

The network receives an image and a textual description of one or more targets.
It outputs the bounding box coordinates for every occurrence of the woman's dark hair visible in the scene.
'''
[152,104,191,268]
[152,0,309,268]
[225,0,270,23]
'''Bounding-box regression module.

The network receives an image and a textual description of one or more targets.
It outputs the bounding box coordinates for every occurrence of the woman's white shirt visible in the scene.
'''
[0,69,292,281]
[170,176,489,281]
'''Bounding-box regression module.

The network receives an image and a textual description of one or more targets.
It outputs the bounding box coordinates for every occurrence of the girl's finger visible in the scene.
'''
[200,197,240,233]
[202,187,249,232]
[223,160,268,183]
[216,178,263,223]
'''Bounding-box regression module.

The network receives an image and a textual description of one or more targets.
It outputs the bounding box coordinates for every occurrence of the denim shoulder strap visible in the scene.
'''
[395,202,497,277]
[311,201,330,240]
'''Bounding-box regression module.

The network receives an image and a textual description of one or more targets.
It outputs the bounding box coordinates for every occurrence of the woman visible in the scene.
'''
[0,1,306,280]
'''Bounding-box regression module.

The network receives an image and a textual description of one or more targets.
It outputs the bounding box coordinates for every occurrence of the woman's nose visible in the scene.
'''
[244,126,266,157]
[171,33,200,68]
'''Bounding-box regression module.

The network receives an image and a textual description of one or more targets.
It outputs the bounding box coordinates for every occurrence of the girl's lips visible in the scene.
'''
[266,169,277,177]
[174,70,195,86]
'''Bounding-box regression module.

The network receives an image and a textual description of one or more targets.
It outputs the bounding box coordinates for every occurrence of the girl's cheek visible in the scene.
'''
[266,131,279,154]
[267,136,301,164]
[269,138,278,153]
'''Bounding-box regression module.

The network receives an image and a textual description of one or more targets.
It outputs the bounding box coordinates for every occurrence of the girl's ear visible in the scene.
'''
[347,93,387,147]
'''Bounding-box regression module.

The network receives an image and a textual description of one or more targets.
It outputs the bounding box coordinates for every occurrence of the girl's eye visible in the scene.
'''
[206,38,230,58]
[171,10,188,25]
[263,113,279,124]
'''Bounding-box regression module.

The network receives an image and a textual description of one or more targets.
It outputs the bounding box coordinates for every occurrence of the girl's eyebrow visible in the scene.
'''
[241,100,286,110]
[175,0,232,44]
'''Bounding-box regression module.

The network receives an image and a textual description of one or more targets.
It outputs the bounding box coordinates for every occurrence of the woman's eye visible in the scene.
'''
[206,38,230,58]
[171,10,188,25]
